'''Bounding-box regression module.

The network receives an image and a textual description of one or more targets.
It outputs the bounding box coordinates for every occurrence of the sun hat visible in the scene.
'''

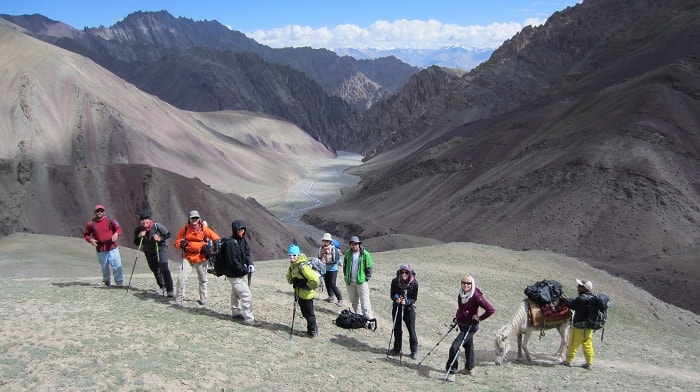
[189,210,200,219]
[321,233,333,241]
[576,279,593,291]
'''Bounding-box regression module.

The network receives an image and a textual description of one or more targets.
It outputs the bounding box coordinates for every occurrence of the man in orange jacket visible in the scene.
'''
[173,210,220,306]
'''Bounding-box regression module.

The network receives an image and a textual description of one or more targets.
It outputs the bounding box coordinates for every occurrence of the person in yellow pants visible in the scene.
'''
[561,279,595,369]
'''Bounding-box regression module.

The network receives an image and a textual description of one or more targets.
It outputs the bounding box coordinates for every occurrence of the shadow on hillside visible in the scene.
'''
[410,349,496,377]
[329,334,386,355]
[499,353,562,367]
[52,282,99,288]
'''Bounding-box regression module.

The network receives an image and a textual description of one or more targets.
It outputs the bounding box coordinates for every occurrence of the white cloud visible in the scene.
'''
[247,19,528,50]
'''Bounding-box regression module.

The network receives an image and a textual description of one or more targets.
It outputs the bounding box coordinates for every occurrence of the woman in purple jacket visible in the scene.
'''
[445,274,495,382]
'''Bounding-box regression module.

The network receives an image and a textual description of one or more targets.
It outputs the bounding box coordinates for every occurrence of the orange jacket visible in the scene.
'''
[174,222,220,263]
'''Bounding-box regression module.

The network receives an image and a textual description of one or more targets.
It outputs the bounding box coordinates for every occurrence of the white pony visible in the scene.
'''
[494,299,570,365]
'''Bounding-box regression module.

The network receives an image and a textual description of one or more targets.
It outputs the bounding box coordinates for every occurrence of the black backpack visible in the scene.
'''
[524,280,563,305]
[584,293,611,332]
[335,309,377,331]
[210,238,248,277]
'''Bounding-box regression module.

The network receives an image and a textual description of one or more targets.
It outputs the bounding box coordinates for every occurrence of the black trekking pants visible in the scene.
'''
[446,325,476,372]
[145,250,173,293]
[298,297,317,335]
[323,270,343,300]
[392,304,418,354]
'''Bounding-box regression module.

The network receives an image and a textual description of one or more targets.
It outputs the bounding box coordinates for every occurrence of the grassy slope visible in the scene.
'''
[0,234,698,391]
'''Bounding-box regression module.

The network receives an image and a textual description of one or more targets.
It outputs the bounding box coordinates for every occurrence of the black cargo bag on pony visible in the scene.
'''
[524,279,564,305]
[335,309,377,331]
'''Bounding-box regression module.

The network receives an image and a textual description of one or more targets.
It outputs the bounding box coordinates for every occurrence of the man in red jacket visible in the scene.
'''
[84,204,124,287]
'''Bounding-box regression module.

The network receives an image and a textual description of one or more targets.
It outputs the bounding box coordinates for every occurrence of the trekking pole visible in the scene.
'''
[125,236,144,296]
[155,241,164,297]
[290,292,298,339]
[417,322,457,367]
[442,323,475,382]
[399,302,405,364]
[386,301,402,359]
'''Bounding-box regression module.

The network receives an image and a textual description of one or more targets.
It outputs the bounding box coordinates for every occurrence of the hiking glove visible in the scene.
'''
[248,265,255,273]
[179,239,187,248]
[292,278,306,288]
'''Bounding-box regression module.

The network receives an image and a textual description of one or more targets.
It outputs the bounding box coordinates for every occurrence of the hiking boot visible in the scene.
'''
[560,361,572,367]
[116,283,124,288]
[166,291,174,298]
[324,297,334,302]
[459,368,472,375]
[582,363,592,370]
[245,319,262,327]
[336,300,344,307]
[231,312,244,320]
[388,348,400,356]
[102,281,111,287]
[445,373,456,382]
[171,296,183,307]
[197,299,207,305]
[410,352,419,360]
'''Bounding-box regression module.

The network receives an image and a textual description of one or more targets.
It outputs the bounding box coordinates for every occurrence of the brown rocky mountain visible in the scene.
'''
[0,23,327,259]
[0,11,418,150]
[304,0,700,312]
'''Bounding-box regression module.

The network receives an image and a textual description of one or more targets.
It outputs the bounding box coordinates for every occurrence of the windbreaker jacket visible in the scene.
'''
[286,254,320,300]
[342,247,373,284]
[455,287,495,331]
[390,274,418,307]
[563,290,592,326]
[174,222,220,263]
[133,221,170,254]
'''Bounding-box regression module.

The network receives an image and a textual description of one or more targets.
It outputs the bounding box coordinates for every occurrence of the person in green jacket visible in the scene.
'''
[342,235,374,321]
[286,244,320,338]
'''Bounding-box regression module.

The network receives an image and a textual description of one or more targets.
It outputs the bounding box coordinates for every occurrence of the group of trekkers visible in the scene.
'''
[83,205,261,325]
[83,203,599,383]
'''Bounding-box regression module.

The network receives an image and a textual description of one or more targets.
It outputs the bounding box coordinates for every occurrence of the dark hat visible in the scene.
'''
[139,211,151,220]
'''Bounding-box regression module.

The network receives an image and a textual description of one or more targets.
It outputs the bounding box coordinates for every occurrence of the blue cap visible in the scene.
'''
[288,244,301,255]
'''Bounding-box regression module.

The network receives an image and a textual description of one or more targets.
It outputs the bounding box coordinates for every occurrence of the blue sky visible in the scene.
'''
[2,1,580,49]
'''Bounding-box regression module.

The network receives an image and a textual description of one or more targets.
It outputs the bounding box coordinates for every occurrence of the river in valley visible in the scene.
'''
[264,151,363,241]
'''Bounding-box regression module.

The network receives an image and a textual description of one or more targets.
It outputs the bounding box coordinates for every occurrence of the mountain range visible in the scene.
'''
[1,0,699,313]
[332,46,494,70]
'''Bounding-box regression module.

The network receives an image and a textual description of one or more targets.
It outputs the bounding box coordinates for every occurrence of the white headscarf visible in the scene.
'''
[459,275,476,304]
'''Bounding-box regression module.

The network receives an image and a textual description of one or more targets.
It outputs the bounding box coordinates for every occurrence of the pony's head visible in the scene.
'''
[494,328,510,365]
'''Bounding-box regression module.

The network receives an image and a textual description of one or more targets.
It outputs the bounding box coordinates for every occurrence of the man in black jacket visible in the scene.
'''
[561,279,594,369]
[133,211,173,297]
[221,220,261,327]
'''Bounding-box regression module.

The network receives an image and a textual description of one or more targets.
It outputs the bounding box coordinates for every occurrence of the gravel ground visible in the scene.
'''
[0,234,698,391]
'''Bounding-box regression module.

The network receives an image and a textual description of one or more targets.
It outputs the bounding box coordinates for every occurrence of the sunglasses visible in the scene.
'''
[95,209,105,213]
[289,254,299,258]
[190,217,200,220]
[461,281,473,285]
[400,271,410,275]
